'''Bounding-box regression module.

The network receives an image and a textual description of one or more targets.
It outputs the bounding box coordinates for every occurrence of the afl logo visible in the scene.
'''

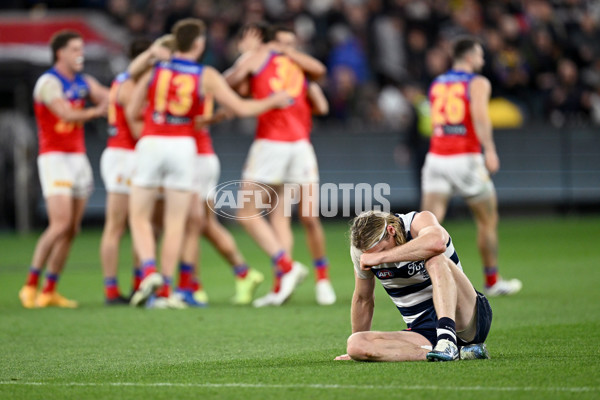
[207,180,279,220]
[376,270,394,279]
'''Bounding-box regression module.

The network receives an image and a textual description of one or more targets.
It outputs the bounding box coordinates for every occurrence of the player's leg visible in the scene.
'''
[36,196,87,308]
[175,193,207,306]
[21,195,73,306]
[21,194,72,308]
[463,160,521,296]
[345,330,431,362]
[425,255,477,361]
[421,192,450,223]
[298,183,336,305]
[128,185,163,306]
[239,141,307,306]
[203,201,264,305]
[420,153,452,222]
[268,184,293,255]
[99,192,129,304]
[129,185,159,269]
[158,188,193,302]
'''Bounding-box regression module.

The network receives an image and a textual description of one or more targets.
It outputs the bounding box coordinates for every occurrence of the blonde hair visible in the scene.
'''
[350,211,407,251]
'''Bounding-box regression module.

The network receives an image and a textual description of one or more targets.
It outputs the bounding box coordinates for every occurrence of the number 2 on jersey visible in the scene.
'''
[154,69,195,115]
[431,82,466,125]
[268,56,304,97]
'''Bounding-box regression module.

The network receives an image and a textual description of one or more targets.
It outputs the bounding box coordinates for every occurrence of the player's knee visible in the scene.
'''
[299,214,319,230]
[425,255,452,276]
[346,332,370,361]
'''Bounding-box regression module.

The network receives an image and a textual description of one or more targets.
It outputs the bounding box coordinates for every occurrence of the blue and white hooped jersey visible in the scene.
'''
[351,211,462,325]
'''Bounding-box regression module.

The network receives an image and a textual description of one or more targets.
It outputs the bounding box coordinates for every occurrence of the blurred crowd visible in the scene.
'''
[8,0,600,127]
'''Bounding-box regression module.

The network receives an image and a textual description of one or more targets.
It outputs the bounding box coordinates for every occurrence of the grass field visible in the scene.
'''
[1,215,599,400]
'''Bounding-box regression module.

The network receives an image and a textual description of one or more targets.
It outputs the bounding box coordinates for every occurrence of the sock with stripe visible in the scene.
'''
[104,277,120,300]
[436,317,457,346]
[132,267,142,291]
[178,262,194,291]
[157,276,172,298]
[25,267,41,287]
[272,251,292,292]
[314,257,329,281]
[41,273,59,294]
[484,266,498,288]
[233,263,249,279]
[140,259,157,280]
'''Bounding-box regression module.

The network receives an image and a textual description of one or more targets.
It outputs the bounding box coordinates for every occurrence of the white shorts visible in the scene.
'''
[100,148,136,194]
[37,152,93,198]
[132,135,196,191]
[421,153,495,199]
[242,139,319,185]
[193,154,220,199]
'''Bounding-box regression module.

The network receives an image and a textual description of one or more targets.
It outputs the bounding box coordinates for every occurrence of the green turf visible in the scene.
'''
[1,215,599,399]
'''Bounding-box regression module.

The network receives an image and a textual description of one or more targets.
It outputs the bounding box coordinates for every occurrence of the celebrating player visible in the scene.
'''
[99,37,176,305]
[336,210,492,362]
[224,23,330,307]
[19,30,109,308]
[421,37,522,296]
[126,18,291,309]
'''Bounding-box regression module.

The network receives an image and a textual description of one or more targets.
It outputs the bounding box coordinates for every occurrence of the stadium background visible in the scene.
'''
[0,0,599,231]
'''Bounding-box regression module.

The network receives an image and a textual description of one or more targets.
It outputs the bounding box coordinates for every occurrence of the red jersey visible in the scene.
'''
[428,70,481,155]
[107,72,137,150]
[194,93,215,155]
[34,68,89,154]
[143,58,207,139]
[250,51,312,142]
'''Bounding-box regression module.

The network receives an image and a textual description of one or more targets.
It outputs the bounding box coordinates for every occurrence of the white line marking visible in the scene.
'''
[0,382,597,392]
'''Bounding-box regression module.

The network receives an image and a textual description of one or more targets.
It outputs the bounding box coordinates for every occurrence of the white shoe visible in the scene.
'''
[315,279,336,305]
[146,295,188,309]
[252,292,277,308]
[271,262,308,305]
[484,278,522,297]
[130,272,163,307]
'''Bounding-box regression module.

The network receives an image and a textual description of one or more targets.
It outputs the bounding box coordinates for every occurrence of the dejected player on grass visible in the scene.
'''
[335,210,492,362]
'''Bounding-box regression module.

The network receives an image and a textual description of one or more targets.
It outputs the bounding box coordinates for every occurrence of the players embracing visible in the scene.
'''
[224,23,336,307]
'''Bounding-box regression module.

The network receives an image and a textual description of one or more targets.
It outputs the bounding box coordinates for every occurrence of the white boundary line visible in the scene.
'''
[0,382,598,392]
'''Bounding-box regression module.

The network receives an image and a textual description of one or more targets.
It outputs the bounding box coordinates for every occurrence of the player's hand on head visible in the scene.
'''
[151,34,174,60]
[359,253,380,271]
[334,354,352,361]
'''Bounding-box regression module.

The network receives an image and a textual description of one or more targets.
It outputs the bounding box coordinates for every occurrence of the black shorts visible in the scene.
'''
[403,291,493,346]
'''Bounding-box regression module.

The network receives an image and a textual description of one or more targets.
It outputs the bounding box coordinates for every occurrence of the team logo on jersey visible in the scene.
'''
[375,269,394,279]
[207,180,279,220]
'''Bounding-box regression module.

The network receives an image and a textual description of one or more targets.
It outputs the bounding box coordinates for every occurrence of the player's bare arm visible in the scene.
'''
[308,82,329,115]
[275,43,326,81]
[223,51,256,90]
[203,66,291,117]
[125,70,151,138]
[334,270,374,361]
[470,76,499,174]
[128,35,174,81]
[351,271,375,333]
[42,77,105,122]
[359,211,449,270]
